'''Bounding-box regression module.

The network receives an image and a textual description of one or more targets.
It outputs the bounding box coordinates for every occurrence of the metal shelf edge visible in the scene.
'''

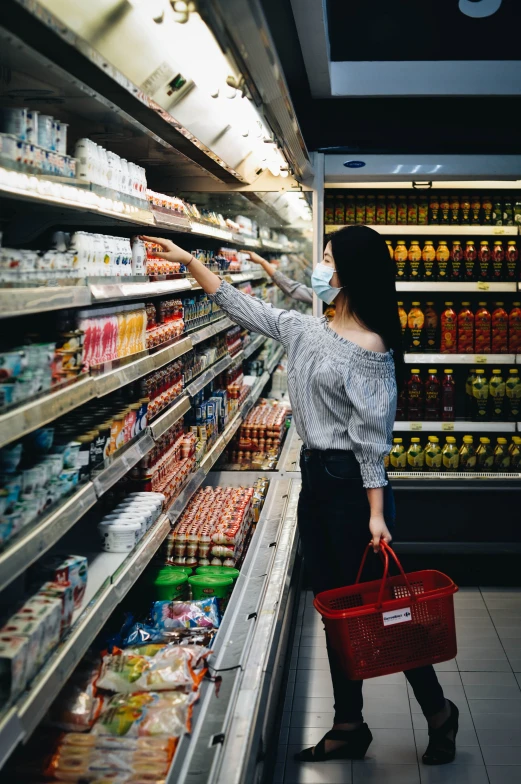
[404,354,517,365]
[92,432,155,497]
[325,224,519,236]
[149,396,191,441]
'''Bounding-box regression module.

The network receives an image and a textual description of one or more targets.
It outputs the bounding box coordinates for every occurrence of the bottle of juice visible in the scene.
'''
[464,240,477,281]
[476,437,494,471]
[506,369,521,421]
[407,302,425,350]
[397,195,407,225]
[492,198,503,226]
[439,194,450,225]
[425,435,442,471]
[460,194,470,224]
[450,241,464,280]
[505,241,519,281]
[509,302,521,353]
[407,194,418,225]
[407,368,424,420]
[407,240,422,280]
[418,196,429,225]
[407,437,424,470]
[441,369,456,422]
[442,437,459,472]
[435,241,450,280]
[459,435,476,472]
[472,368,489,420]
[474,302,491,354]
[491,302,509,353]
[345,194,355,224]
[493,437,510,472]
[421,240,436,280]
[440,302,457,354]
[470,194,481,224]
[394,240,408,280]
[386,194,397,224]
[376,194,386,224]
[334,194,345,224]
[504,197,514,226]
[511,436,521,472]
[457,302,474,354]
[428,194,440,224]
[449,194,460,225]
[365,194,376,224]
[386,239,394,259]
[389,438,406,470]
[465,369,475,419]
[424,302,438,351]
[489,369,506,420]
[482,195,493,225]
[478,241,491,280]
[397,302,407,339]
[325,193,335,224]
[492,241,505,281]
[424,369,441,420]
[355,195,366,224]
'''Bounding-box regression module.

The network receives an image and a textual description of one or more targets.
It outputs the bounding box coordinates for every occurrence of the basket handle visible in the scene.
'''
[356,541,418,610]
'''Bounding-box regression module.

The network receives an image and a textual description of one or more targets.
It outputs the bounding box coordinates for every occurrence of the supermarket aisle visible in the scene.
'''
[274,587,521,784]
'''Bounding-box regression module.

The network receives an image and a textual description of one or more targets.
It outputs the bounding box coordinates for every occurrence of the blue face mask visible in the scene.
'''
[311,262,342,304]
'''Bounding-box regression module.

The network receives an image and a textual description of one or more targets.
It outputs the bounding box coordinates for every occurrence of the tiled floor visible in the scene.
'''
[274,587,521,784]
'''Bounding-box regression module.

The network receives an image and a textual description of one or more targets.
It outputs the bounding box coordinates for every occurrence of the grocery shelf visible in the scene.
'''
[278,423,303,475]
[396,282,518,293]
[91,432,155,497]
[266,344,285,375]
[388,470,521,480]
[190,318,234,345]
[325,224,519,236]
[0,482,97,594]
[0,376,95,450]
[404,353,517,365]
[90,278,192,302]
[393,421,517,433]
[148,395,192,441]
[0,286,92,319]
[185,354,237,398]
[243,334,268,359]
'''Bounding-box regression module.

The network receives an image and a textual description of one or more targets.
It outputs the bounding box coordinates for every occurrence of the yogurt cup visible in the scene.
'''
[98,520,141,552]
[102,513,146,540]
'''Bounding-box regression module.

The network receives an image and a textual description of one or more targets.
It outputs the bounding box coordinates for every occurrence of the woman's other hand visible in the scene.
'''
[369,515,392,553]
[140,236,192,266]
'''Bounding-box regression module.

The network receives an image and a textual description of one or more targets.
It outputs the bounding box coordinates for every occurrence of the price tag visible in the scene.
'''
[493,227,506,235]
[410,422,423,431]
[441,422,455,431]
[477,281,490,291]
[475,355,488,364]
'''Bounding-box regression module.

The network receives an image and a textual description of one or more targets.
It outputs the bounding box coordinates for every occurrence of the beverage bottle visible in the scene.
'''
[450,241,464,280]
[492,198,503,226]
[503,197,514,226]
[420,240,435,280]
[425,435,442,471]
[459,436,476,472]
[345,194,355,224]
[440,302,457,353]
[424,369,441,420]
[511,436,521,472]
[493,437,510,472]
[389,438,406,470]
[424,302,438,351]
[477,241,491,280]
[325,193,335,224]
[386,194,397,224]
[334,194,345,224]
[442,437,459,472]
[472,368,489,421]
[355,195,366,224]
[476,437,494,471]
[481,195,492,225]
[397,195,407,225]
[428,194,440,224]
[407,302,425,350]
[506,369,521,421]
[408,240,422,280]
[441,369,456,422]
[491,241,505,281]
[489,369,506,420]
[470,194,481,224]
[505,241,519,281]
[457,302,474,354]
[509,302,521,353]
[463,240,477,281]
[418,195,429,225]
[435,241,450,280]
[460,194,471,225]
[386,239,394,259]
[365,194,376,224]
[407,437,424,470]
[407,194,418,224]
[465,369,475,419]
[397,302,407,339]
[474,302,491,354]
[449,194,460,224]
[439,194,450,225]
[491,302,509,354]
[376,194,386,224]
[407,368,424,420]
[394,240,408,280]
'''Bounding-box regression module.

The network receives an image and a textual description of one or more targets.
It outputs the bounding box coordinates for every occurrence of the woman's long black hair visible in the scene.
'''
[328,225,404,386]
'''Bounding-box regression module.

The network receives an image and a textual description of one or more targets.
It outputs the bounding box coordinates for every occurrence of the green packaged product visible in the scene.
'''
[195,566,240,582]
[152,573,188,601]
[188,574,234,609]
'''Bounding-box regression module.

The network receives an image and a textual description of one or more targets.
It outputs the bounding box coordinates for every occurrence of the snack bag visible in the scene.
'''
[92,691,192,738]
[96,645,202,693]
[150,598,220,630]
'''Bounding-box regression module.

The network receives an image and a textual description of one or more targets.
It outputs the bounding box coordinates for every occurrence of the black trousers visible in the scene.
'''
[297,448,446,724]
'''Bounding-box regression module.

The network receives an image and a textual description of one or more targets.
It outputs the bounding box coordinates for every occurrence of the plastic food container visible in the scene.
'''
[188,574,234,607]
[98,520,141,552]
[196,566,240,582]
[152,573,188,601]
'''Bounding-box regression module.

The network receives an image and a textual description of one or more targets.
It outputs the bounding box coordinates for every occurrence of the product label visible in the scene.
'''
[441,422,455,431]
[383,607,412,627]
[410,422,423,431]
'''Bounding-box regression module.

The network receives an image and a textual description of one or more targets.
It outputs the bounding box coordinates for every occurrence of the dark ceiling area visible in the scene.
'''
[260,0,521,156]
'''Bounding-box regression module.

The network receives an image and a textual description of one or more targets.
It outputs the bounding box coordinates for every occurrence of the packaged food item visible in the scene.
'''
[440,303,457,353]
[37,555,88,609]
[465,369,476,420]
[425,436,442,471]
[492,198,503,225]
[1,614,45,680]
[442,437,459,472]
[470,194,481,224]
[397,302,407,338]
[120,622,215,650]
[0,634,29,702]
[407,303,424,350]
[418,195,428,225]
[477,437,494,470]
[365,194,376,224]
[420,241,435,280]
[472,369,489,421]
[477,241,491,280]
[505,241,518,280]
[344,194,355,224]
[39,581,74,635]
[188,574,234,611]
[376,194,386,224]
[98,520,142,553]
[96,644,207,693]
[355,195,366,224]
[385,240,393,259]
[491,241,505,281]
[459,436,476,471]
[489,370,506,420]
[449,195,460,224]
[150,598,220,630]
[460,194,470,224]
[406,438,424,470]
[439,194,450,225]
[93,691,192,738]
[493,438,510,472]
[482,194,493,225]
[475,303,491,354]
[407,194,418,225]
[441,370,455,422]
[457,302,474,354]
[435,241,449,280]
[510,437,521,472]
[506,369,521,421]
[151,573,188,602]
[389,439,406,470]
[509,302,521,353]
[397,195,407,225]
[407,240,422,280]
[491,303,509,354]
[46,739,175,781]
[394,240,407,280]
[407,369,424,421]
[386,194,397,224]
[424,369,440,420]
[450,241,463,280]
[334,194,345,225]
[21,596,62,656]
[324,193,335,224]
[428,194,440,224]
[424,302,438,351]
[464,240,477,281]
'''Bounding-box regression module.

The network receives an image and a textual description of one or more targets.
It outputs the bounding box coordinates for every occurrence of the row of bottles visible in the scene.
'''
[391,239,519,282]
[398,301,521,354]
[396,367,521,422]
[388,435,521,473]
[325,192,521,226]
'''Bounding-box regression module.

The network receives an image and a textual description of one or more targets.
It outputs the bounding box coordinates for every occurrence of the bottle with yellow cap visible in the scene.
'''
[506,369,521,421]
[493,437,510,472]
[397,302,407,337]
[407,302,425,349]
[476,437,494,471]
[472,369,489,420]
[394,240,408,279]
[407,437,424,470]
[421,240,435,280]
[425,435,442,471]
[510,437,521,472]
[489,369,506,420]
[459,436,476,472]
[389,438,406,470]
[442,437,459,472]
[408,240,422,279]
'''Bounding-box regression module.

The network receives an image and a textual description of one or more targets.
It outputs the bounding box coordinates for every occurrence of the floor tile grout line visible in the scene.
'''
[477,586,516,675]
[405,665,424,783]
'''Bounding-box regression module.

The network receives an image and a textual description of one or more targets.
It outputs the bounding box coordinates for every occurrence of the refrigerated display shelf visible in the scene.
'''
[404,353,517,365]
[396,282,518,293]
[91,431,155,497]
[325,224,519,236]
[243,334,268,359]
[185,353,239,398]
[89,277,192,303]
[0,286,92,319]
[393,421,517,433]
[148,395,192,441]
[190,318,234,345]
[388,470,521,480]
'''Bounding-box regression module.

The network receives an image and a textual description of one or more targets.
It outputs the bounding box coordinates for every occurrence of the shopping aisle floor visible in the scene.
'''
[273,587,521,784]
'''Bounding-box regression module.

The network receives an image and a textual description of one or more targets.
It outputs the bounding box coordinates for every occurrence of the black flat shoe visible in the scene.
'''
[422,700,459,766]
[294,723,373,762]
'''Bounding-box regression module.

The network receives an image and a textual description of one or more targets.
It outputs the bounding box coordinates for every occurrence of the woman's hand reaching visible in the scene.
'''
[241,250,267,266]
[140,236,192,267]
[369,514,392,554]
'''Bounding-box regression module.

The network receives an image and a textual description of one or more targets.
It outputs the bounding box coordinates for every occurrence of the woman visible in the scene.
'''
[243,250,313,305]
[141,227,459,766]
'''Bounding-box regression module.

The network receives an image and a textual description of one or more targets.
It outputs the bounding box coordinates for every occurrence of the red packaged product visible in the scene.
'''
[457,302,474,354]
[509,302,521,353]
[491,302,509,354]
[474,302,491,354]
[440,303,457,354]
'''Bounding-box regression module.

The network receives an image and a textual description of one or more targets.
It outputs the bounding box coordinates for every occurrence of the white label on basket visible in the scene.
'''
[382,607,412,627]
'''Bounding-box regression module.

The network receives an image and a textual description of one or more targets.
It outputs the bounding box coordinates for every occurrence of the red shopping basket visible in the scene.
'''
[314,541,458,680]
